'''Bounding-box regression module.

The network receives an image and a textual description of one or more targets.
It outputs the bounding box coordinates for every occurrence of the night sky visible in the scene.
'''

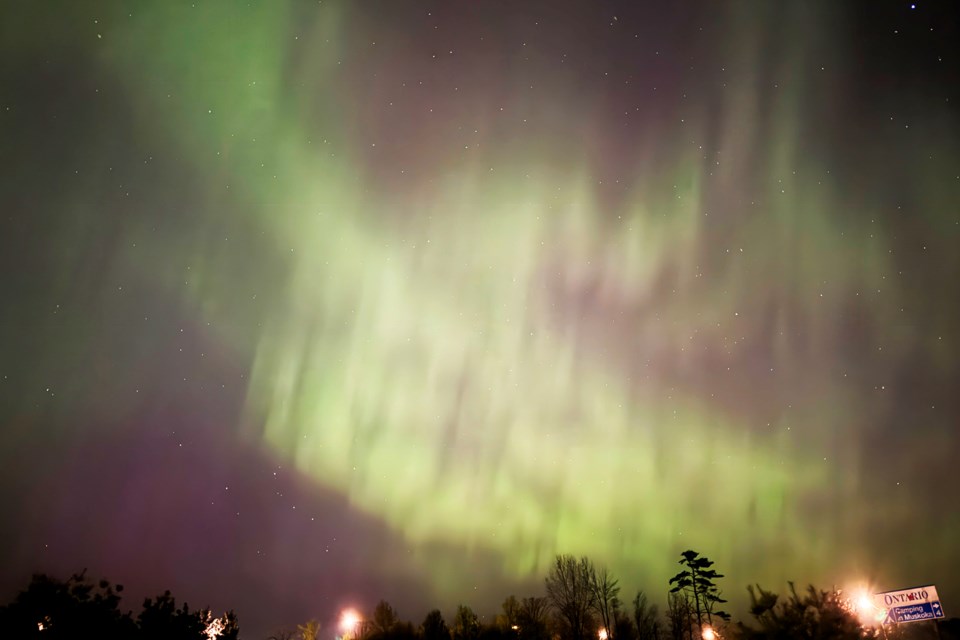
[1,0,959,637]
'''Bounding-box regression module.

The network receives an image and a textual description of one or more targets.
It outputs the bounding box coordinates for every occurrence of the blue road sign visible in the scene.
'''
[876,585,945,626]
[886,601,945,624]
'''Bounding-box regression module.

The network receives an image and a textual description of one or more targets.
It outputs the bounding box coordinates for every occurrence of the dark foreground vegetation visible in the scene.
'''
[2,550,956,640]
[0,570,238,640]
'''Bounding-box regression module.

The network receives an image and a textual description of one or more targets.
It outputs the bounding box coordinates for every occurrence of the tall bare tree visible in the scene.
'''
[589,565,621,639]
[545,554,596,640]
[632,592,660,640]
[665,592,693,640]
[520,596,549,626]
[518,596,550,640]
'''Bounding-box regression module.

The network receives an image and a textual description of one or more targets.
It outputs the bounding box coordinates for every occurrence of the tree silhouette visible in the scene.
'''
[735,583,864,640]
[0,571,238,640]
[381,620,419,640]
[499,596,521,632]
[589,565,621,639]
[612,609,638,640]
[545,555,596,640]
[371,600,400,636]
[668,550,729,634]
[517,596,550,640]
[665,591,693,640]
[138,590,221,640]
[422,609,451,640]
[0,571,136,640]
[632,592,661,640]
[453,604,481,640]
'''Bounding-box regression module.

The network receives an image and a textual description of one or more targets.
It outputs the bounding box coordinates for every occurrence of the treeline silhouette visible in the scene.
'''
[0,569,238,640]
[282,551,957,640]
[3,551,957,640]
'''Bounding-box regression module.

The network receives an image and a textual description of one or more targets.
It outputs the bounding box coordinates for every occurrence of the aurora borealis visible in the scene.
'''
[1,0,959,636]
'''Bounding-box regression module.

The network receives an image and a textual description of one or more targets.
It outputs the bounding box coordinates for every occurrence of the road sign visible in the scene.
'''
[873,585,945,625]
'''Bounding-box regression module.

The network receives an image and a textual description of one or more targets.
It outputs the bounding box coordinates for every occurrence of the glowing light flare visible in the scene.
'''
[340,608,362,635]
[598,628,608,640]
[844,585,887,626]
[204,612,228,639]
[701,627,717,640]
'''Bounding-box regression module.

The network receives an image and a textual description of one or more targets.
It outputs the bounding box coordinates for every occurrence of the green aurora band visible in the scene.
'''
[8,0,959,607]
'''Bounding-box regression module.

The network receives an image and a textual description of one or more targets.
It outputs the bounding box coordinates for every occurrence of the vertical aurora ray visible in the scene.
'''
[115,0,944,588]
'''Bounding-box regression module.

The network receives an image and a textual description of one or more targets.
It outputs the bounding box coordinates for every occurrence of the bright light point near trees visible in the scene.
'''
[845,585,886,625]
[701,627,717,640]
[204,616,226,640]
[339,608,362,634]
[598,628,608,640]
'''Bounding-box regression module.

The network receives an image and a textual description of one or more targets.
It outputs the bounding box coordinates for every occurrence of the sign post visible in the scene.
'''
[873,585,944,638]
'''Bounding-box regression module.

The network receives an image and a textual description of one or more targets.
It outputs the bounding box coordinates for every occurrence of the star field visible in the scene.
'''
[1,1,959,637]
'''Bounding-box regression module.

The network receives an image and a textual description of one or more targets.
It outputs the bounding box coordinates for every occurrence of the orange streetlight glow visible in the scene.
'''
[702,627,717,640]
[846,585,887,626]
[340,608,362,635]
